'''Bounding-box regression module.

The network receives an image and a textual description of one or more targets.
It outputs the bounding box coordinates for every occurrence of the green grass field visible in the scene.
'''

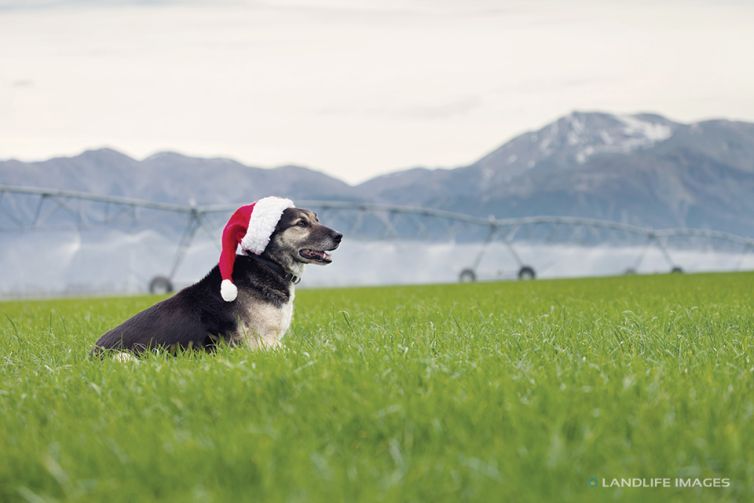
[1,273,752,502]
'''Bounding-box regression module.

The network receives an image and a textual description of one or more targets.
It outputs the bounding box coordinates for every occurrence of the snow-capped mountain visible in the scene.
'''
[475,112,676,175]
[357,111,754,236]
[2,111,754,237]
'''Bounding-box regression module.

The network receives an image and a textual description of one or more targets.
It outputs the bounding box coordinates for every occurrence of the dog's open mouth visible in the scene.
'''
[299,248,333,264]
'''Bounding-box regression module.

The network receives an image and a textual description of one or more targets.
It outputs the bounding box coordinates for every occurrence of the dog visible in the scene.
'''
[92,207,341,355]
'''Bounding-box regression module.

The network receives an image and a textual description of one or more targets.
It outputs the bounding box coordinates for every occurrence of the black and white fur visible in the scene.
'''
[92,208,341,355]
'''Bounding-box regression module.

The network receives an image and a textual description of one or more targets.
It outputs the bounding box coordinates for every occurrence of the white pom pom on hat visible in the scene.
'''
[220,279,238,302]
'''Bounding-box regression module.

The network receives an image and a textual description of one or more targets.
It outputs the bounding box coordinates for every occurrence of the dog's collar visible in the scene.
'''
[254,255,301,285]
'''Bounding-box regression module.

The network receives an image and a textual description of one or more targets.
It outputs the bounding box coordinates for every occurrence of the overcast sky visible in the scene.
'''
[2,0,754,183]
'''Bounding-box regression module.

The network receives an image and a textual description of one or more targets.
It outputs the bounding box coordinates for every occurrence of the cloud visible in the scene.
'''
[0,0,193,11]
[399,96,483,120]
[0,0,543,16]
[11,79,34,88]
[316,96,483,121]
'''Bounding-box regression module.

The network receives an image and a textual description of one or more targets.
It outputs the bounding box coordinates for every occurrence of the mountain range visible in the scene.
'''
[2,111,754,237]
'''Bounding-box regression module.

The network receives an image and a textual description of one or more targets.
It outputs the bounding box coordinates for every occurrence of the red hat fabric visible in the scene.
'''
[219,196,294,301]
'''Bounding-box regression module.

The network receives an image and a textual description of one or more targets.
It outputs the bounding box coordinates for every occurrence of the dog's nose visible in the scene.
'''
[333,232,343,244]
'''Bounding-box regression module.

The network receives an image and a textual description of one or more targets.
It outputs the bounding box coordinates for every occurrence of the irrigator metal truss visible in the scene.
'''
[1,184,753,292]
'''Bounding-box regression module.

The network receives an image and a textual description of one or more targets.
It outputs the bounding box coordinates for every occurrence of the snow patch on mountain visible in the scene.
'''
[572,113,675,163]
[526,112,677,164]
[617,114,673,142]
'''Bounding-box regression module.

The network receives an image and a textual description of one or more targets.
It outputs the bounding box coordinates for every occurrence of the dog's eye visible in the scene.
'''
[297,220,309,227]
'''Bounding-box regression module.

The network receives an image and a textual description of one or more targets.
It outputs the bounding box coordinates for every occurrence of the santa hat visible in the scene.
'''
[218,196,294,301]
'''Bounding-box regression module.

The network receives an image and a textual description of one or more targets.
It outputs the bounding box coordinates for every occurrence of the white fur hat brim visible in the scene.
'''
[240,196,295,254]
